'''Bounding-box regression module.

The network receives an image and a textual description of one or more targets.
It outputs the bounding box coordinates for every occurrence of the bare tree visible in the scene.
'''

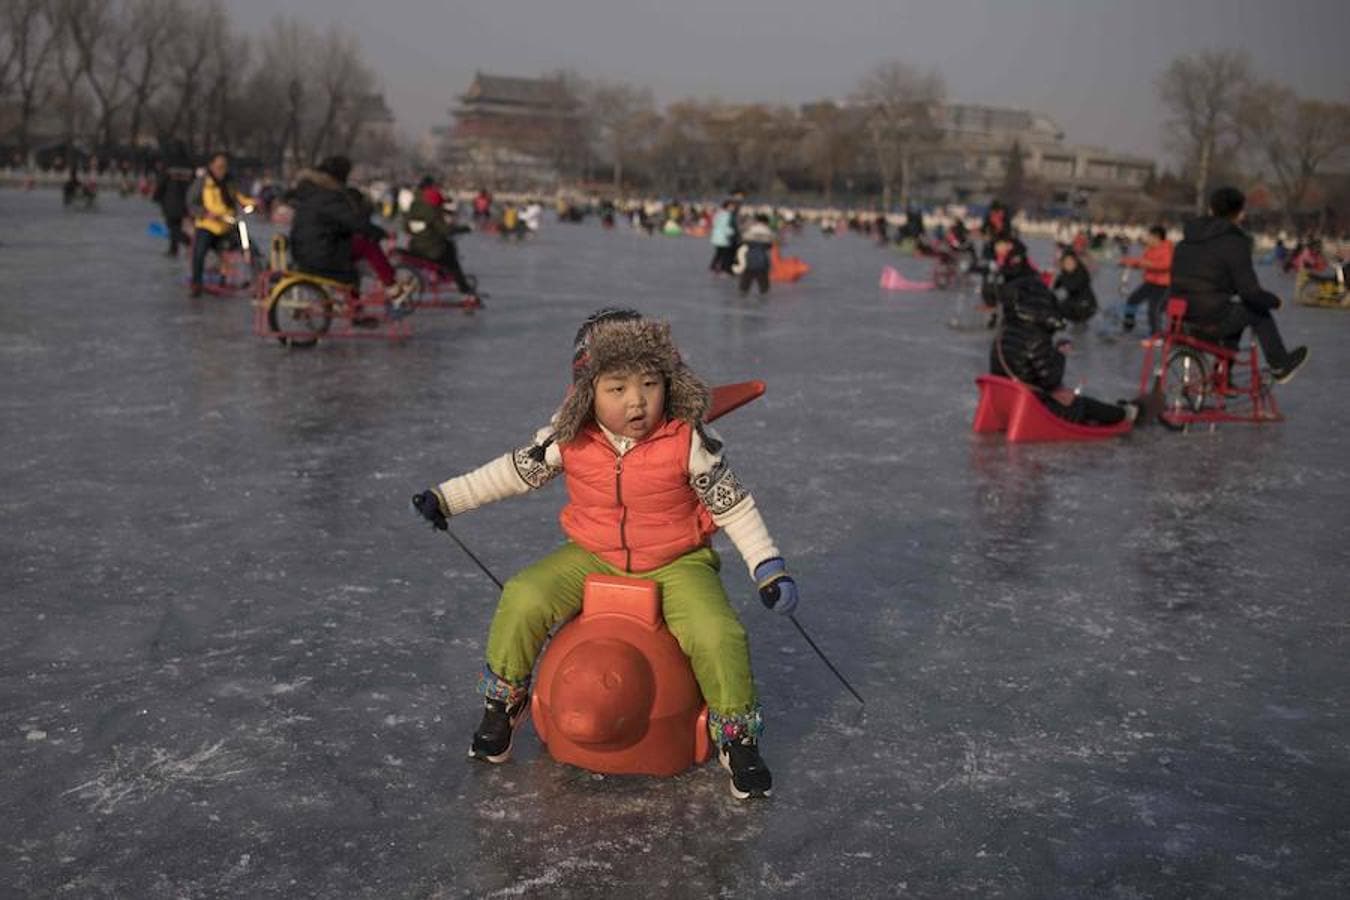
[3,0,61,159]
[153,0,225,152]
[46,0,91,154]
[589,79,656,190]
[0,0,20,94]
[1239,82,1350,227]
[799,101,856,204]
[124,0,178,148]
[198,24,249,154]
[1156,49,1252,214]
[648,100,713,195]
[304,24,373,164]
[66,0,139,149]
[250,16,309,169]
[852,60,945,210]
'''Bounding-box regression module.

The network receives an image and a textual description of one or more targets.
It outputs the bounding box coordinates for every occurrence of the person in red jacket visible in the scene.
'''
[1119,225,1174,334]
[412,309,794,800]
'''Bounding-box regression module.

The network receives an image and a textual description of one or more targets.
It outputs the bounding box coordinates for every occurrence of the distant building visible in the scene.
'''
[446,72,582,187]
[925,102,1154,204]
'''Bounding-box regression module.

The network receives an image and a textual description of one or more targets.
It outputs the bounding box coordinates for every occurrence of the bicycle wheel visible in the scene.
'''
[267,279,332,347]
[392,264,425,304]
[1160,347,1208,425]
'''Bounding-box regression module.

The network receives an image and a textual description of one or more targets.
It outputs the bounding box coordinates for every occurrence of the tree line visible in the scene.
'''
[0,0,386,170]
[2,4,1345,226]
[1156,48,1348,225]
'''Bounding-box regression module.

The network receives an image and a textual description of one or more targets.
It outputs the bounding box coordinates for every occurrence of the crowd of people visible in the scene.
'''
[29,140,1318,803]
[129,146,1324,436]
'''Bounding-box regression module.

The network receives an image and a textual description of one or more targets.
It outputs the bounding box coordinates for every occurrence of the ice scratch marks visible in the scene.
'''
[486,855,614,897]
[62,740,251,814]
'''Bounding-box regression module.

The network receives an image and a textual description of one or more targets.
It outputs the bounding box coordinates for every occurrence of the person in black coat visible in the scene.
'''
[286,155,409,310]
[152,141,194,256]
[1051,250,1097,326]
[990,239,1140,427]
[1170,186,1308,383]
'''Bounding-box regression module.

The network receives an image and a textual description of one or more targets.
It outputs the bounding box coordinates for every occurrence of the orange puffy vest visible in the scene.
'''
[559,419,716,572]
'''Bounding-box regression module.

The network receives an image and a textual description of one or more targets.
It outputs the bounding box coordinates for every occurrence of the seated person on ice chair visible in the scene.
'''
[990,238,1151,428]
[1169,187,1308,384]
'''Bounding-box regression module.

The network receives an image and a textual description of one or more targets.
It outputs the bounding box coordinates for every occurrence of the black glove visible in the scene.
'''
[412,490,448,531]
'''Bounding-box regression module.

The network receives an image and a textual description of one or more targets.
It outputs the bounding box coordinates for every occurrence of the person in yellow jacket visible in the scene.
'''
[187,152,256,297]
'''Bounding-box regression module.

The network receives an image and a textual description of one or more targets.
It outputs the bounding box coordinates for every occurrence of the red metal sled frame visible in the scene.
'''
[192,249,259,298]
[389,249,484,312]
[253,271,412,345]
[1137,297,1282,429]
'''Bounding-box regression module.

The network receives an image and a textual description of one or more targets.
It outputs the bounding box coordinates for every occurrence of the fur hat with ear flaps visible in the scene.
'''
[552,308,711,446]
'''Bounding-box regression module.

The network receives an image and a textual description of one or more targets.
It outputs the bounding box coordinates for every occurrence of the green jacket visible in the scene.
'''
[406,196,470,260]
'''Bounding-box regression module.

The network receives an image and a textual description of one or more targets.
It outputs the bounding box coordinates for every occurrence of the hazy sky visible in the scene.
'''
[222,0,1346,165]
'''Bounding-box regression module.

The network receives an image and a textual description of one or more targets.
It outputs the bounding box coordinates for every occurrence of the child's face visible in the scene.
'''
[1061,255,1078,271]
[593,370,666,440]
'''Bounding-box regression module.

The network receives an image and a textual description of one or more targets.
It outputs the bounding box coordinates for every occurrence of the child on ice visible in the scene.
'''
[413,309,797,799]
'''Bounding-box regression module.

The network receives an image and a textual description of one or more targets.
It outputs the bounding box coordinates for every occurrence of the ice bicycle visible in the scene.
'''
[254,234,414,347]
[1137,297,1283,432]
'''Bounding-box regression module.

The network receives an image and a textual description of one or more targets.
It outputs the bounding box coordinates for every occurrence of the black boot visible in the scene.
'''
[1271,346,1309,385]
[719,738,773,799]
[469,697,528,764]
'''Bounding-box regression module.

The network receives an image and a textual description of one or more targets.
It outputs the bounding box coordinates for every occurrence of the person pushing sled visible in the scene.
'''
[413,309,799,799]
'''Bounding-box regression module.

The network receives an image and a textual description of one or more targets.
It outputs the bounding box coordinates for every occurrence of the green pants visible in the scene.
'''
[483,542,760,726]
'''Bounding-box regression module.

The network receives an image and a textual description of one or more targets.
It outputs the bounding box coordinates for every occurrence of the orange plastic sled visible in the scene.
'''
[973,375,1130,443]
[531,575,713,776]
[528,380,764,776]
[770,244,811,283]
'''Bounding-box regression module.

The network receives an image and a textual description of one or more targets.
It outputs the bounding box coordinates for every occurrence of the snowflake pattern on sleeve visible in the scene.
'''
[511,442,562,489]
[692,459,749,515]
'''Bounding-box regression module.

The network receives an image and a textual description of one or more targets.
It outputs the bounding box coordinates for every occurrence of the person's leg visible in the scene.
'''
[1122,282,1150,329]
[1246,309,1293,369]
[481,542,607,702]
[737,270,753,295]
[1145,284,1168,335]
[438,242,473,293]
[755,270,770,294]
[1210,303,1291,368]
[1041,392,1128,426]
[649,547,762,745]
[350,232,395,286]
[165,215,182,255]
[190,228,214,289]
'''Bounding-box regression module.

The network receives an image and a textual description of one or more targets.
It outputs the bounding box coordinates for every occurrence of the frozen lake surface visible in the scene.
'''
[1,190,1347,897]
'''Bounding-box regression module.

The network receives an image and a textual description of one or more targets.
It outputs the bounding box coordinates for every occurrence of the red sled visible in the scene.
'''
[973,375,1130,443]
